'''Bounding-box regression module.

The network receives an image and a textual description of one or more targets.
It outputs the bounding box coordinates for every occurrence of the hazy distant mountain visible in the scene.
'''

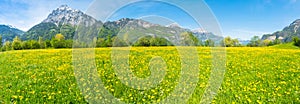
[0,25,24,42]
[192,28,223,42]
[262,19,300,42]
[166,23,182,29]
[238,39,250,45]
[22,5,102,40]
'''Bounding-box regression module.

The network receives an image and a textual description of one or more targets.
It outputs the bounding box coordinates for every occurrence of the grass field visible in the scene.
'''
[0,46,299,103]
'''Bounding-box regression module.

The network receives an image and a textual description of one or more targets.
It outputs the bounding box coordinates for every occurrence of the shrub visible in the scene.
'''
[293,37,300,46]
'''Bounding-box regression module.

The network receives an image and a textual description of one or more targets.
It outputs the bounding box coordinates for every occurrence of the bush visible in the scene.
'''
[248,36,261,47]
[133,36,173,47]
[64,39,73,48]
[293,37,300,46]
[51,39,65,48]
[0,36,2,47]
[12,36,23,50]
[134,36,151,47]
[12,41,22,50]
[22,40,40,49]
[204,39,215,47]
[22,41,31,49]
[3,41,12,51]
[222,37,241,47]
[45,40,52,48]
[179,32,200,46]
[30,40,40,49]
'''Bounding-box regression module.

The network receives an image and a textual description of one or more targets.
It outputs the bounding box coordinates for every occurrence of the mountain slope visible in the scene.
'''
[22,23,59,40]
[269,42,299,49]
[0,25,24,42]
[262,19,300,42]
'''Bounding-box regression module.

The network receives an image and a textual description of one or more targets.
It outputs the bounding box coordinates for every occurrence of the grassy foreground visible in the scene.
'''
[0,47,299,103]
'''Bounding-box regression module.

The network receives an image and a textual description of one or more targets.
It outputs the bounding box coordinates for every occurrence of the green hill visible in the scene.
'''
[269,42,299,49]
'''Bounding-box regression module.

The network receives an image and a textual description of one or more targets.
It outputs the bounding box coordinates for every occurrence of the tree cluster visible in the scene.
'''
[247,36,281,47]
[221,37,241,47]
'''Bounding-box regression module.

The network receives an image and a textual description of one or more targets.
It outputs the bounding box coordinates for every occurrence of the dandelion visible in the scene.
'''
[19,96,24,100]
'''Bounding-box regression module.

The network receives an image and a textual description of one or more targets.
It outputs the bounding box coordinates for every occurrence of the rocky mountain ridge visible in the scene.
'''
[262,19,300,42]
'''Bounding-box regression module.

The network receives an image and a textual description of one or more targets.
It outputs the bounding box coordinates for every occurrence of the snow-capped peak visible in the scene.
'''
[166,23,182,28]
[192,28,208,33]
[42,5,99,26]
[57,5,73,11]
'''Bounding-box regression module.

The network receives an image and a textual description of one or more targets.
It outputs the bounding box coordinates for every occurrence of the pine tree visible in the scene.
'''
[0,36,2,47]
[3,41,12,51]
[39,36,45,49]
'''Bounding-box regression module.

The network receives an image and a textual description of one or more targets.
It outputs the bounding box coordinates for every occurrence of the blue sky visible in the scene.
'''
[205,0,300,39]
[1,0,300,40]
[106,1,200,28]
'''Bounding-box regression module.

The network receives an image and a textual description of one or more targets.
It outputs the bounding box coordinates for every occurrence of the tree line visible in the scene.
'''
[0,34,71,51]
[0,32,209,51]
[1,33,297,52]
[247,36,282,47]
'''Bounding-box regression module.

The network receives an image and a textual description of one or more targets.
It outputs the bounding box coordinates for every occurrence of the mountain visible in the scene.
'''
[166,23,182,29]
[42,5,99,26]
[192,28,223,42]
[100,18,181,43]
[99,18,160,38]
[22,5,221,43]
[0,25,24,42]
[238,39,250,45]
[262,19,300,42]
[99,18,222,43]
[22,5,102,40]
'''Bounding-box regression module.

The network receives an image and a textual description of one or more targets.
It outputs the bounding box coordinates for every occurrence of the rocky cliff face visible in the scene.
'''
[42,5,100,26]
